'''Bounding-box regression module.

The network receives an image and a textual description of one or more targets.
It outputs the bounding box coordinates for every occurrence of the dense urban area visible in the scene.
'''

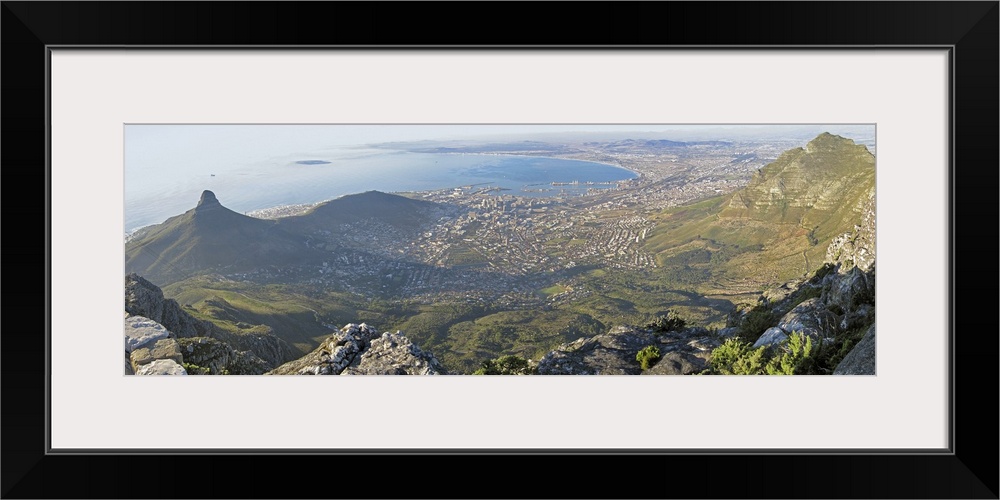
[242,139,800,308]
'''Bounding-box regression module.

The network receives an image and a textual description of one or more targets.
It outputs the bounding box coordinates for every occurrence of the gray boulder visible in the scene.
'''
[825,266,875,312]
[644,351,709,375]
[834,324,876,375]
[777,298,839,340]
[124,316,172,353]
[537,326,657,375]
[753,327,789,348]
[136,359,188,375]
[130,338,184,372]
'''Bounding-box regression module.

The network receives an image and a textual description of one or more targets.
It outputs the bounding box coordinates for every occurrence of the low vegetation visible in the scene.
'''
[709,327,867,375]
[182,363,211,375]
[636,345,661,370]
[646,310,687,333]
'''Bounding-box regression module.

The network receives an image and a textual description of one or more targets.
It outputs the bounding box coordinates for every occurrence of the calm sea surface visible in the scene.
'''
[125,151,636,232]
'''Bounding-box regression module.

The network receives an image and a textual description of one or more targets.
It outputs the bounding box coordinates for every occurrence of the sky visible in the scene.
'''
[125,123,875,181]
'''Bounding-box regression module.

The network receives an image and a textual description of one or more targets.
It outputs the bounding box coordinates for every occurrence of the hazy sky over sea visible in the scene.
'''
[125,124,874,186]
[124,124,875,231]
[126,123,875,156]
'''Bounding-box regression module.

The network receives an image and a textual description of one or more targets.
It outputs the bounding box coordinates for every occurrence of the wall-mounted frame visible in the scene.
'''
[3,2,996,498]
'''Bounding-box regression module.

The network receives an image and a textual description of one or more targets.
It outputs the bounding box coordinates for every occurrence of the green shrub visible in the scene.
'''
[473,355,536,375]
[806,227,819,246]
[710,332,821,375]
[636,345,661,370]
[709,338,768,375]
[764,332,815,375]
[646,310,687,333]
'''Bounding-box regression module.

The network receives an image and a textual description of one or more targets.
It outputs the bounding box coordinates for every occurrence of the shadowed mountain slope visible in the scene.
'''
[125,190,321,285]
[276,190,443,235]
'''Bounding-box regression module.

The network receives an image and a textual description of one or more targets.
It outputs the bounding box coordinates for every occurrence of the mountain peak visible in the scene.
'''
[197,190,221,210]
[805,132,854,153]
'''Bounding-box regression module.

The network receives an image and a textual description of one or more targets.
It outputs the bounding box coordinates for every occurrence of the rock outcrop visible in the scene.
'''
[537,326,720,375]
[833,324,876,375]
[126,274,211,338]
[124,315,187,375]
[125,273,293,368]
[176,337,271,375]
[825,186,875,273]
[267,323,446,375]
[537,326,657,375]
[342,332,446,375]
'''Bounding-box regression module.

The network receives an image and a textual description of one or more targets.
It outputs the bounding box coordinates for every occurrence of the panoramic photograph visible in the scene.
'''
[123,124,875,376]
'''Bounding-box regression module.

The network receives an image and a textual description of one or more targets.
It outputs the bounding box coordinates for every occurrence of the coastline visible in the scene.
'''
[126,152,640,232]
[434,150,642,179]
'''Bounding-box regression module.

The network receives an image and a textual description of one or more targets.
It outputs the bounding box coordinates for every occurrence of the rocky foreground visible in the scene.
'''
[125,273,289,375]
[537,325,720,375]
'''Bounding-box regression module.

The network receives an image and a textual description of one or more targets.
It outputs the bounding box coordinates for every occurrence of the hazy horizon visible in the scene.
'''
[125,124,875,231]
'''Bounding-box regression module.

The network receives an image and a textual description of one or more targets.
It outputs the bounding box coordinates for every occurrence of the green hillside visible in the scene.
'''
[643,133,875,295]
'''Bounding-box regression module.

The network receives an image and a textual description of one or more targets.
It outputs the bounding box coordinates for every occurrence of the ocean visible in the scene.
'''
[125,150,636,232]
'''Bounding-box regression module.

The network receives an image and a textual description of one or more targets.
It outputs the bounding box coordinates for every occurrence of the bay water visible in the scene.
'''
[125,150,636,232]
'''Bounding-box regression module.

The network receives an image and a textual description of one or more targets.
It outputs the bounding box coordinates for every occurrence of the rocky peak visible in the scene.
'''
[804,132,855,153]
[196,190,221,210]
[267,323,446,375]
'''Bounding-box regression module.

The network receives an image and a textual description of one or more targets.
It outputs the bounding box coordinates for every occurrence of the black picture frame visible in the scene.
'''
[3,2,996,498]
